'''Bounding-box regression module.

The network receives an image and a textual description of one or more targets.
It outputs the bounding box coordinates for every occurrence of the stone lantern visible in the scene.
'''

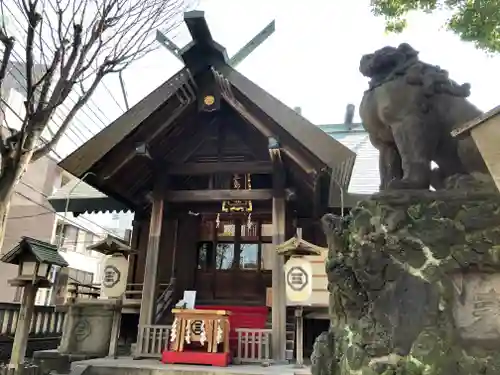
[57,234,134,359]
[276,231,326,368]
[0,237,68,368]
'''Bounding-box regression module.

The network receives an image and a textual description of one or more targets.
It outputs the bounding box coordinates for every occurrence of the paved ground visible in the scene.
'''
[70,357,312,375]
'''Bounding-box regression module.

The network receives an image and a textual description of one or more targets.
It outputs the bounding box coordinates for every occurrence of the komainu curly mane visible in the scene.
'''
[360,43,470,97]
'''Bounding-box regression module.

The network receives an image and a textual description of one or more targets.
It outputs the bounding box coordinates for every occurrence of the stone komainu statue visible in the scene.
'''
[359,43,489,190]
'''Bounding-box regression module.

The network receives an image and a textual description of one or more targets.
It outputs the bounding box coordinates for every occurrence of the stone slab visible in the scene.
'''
[69,357,311,375]
[33,349,98,374]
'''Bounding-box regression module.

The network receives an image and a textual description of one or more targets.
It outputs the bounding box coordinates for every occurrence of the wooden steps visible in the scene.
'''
[265,308,296,361]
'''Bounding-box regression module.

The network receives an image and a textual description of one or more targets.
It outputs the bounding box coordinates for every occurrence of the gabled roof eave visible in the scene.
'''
[220,65,356,190]
[58,67,192,178]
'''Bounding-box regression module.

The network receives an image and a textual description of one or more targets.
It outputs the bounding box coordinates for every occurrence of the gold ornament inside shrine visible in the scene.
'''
[217,174,253,229]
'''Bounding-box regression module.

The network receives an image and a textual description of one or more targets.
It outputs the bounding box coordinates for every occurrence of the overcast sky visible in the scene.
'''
[7,0,500,158]
[112,0,500,125]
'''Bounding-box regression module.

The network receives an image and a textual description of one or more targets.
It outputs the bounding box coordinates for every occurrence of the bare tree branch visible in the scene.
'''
[0,28,15,157]
[32,67,104,160]
[0,0,195,248]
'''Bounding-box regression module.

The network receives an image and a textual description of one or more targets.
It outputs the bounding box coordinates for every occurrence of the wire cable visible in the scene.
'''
[1,59,93,145]
[14,188,126,237]
[1,3,120,147]
[3,2,120,126]
[3,49,101,141]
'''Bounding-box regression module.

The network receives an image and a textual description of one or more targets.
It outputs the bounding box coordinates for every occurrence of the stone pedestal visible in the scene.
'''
[312,188,500,375]
[59,299,121,357]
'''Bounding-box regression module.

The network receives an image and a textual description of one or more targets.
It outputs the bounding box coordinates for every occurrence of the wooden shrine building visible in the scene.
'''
[55,11,356,362]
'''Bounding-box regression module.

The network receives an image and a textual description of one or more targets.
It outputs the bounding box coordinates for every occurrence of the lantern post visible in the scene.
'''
[276,230,326,367]
[0,237,68,369]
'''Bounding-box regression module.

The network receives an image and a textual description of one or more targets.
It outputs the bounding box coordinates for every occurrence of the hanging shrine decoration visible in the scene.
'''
[216,174,253,229]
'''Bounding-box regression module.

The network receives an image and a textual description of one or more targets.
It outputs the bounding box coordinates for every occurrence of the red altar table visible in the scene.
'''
[196,305,268,356]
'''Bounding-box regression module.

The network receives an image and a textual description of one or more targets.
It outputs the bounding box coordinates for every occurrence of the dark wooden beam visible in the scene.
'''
[221,88,319,174]
[269,148,285,198]
[165,189,275,202]
[165,120,215,163]
[102,94,195,180]
[168,161,272,175]
[313,171,330,219]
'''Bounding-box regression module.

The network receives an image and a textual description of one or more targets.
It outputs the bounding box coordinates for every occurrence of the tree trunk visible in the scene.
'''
[0,192,13,254]
[0,154,33,252]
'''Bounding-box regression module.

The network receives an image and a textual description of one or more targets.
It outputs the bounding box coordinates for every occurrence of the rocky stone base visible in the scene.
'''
[312,187,500,375]
[33,350,97,374]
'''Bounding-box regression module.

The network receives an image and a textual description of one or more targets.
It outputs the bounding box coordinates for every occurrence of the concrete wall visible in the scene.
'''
[0,156,60,302]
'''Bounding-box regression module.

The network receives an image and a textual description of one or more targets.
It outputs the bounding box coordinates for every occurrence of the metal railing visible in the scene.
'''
[135,324,171,358]
[235,328,272,363]
[155,279,175,323]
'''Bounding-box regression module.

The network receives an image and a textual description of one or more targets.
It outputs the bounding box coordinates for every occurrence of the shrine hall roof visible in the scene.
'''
[55,11,355,214]
[49,124,378,215]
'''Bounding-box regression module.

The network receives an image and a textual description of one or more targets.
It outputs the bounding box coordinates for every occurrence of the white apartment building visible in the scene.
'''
[0,12,133,304]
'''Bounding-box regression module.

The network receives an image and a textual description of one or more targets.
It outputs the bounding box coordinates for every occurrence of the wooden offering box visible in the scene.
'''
[162,309,231,366]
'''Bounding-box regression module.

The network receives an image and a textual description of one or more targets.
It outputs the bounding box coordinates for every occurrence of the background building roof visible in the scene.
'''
[319,122,379,195]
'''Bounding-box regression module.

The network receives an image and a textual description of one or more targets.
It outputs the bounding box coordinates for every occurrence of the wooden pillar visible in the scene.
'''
[10,283,37,368]
[272,196,286,361]
[137,181,164,328]
[295,307,304,368]
[170,218,179,281]
[108,299,123,358]
[270,147,287,362]
[127,217,142,285]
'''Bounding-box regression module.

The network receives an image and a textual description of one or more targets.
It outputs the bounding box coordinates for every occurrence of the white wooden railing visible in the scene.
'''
[69,282,172,305]
[235,328,272,363]
[133,325,273,362]
[0,303,65,337]
[135,324,171,358]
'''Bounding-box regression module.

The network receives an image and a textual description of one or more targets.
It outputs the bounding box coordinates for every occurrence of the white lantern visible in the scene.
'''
[284,257,313,305]
[101,254,129,298]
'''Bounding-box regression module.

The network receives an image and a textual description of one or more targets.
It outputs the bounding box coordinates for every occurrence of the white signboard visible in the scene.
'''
[284,257,312,305]
[101,254,129,298]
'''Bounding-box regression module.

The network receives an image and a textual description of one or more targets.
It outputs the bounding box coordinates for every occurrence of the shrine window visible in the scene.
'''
[215,243,235,270]
[197,242,214,270]
[261,222,273,242]
[240,222,259,241]
[217,220,236,239]
[240,243,259,269]
[197,218,274,271]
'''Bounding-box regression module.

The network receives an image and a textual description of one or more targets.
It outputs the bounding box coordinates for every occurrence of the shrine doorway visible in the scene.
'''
[194,218,273,305]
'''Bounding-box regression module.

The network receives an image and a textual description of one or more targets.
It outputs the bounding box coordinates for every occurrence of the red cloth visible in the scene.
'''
[195,305,268,355]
